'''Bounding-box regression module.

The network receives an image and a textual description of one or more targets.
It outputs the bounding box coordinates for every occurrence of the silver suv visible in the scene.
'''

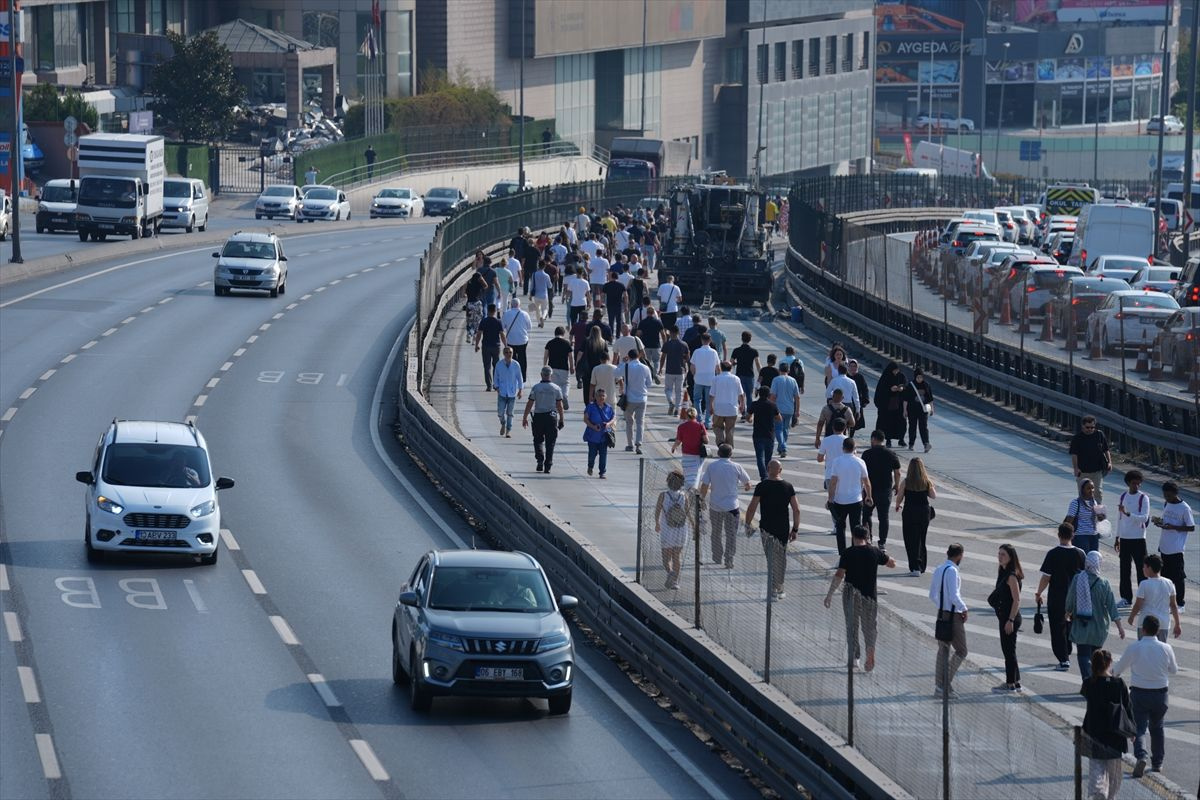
[75,420,234,564]
[213,231,288,297]
[392,550,577,714]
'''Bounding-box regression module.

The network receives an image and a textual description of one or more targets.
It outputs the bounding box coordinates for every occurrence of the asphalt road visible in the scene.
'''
[0,224,750,800]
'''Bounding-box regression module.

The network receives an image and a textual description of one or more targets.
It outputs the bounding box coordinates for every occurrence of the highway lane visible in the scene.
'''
[0,225,750,799]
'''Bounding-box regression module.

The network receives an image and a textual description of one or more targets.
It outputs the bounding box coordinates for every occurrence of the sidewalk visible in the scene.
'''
[426,295,1197,799]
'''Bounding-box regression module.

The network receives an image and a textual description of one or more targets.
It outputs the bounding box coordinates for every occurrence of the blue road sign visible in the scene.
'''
[1018,140,1042,162]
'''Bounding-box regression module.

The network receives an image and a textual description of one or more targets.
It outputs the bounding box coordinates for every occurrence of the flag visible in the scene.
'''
[360,28,378,61]
[372,0,381,28]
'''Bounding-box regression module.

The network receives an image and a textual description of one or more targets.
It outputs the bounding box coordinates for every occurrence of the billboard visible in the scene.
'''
[987,54,1159,82]
[876,2,964,32]
[1009,0,1168,26]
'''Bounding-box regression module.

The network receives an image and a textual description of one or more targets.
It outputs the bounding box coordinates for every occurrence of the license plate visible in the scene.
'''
[475,667,523,680]
[50,217,67,223]
[135,530,176,541]
[97,223,114,229]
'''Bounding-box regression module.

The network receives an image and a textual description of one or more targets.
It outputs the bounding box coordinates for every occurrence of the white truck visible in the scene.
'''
[1066,204,1155,270]
[75,133,165,241]
[912,141,993,179]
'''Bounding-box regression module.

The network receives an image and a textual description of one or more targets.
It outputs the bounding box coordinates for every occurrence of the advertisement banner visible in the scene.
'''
[876,2,964,33]
[876,62,920,84]
[1011,0,1167,27]
[918,60,960,83]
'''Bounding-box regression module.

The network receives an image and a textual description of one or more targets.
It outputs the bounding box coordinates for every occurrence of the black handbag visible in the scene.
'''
[617,365,629,410]
[1110,697,1137,739]
[929,504,936,521]
[698,442,708,458]
[1033,600,1044,634]
[604,428,617,449]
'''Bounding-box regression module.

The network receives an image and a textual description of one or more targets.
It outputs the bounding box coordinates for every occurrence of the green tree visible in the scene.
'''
[147,31,243,142]
[343,74,511,138]
[1172,29,1197,127]
[23,84,99,128]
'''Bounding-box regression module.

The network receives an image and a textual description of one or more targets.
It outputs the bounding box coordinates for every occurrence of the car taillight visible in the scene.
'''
[1147,256,1154,265]
[1072,297,1081,305]
[1080,249,1087,264]
[1027,285,1037,293]
[1114,312,1125,319]
[1190,287,1199,302]
[952,240,961,248]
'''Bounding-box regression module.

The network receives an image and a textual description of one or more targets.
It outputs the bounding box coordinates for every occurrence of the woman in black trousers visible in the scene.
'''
[901,367,935,452]
[991,543,1024,691]
[895,457,936,576]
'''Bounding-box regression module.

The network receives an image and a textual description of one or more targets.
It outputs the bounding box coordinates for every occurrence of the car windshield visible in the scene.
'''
[77,177,137,209]
[42,185,76,203]
[427,188,457,199]
[1142,268,1178,281]
[306,188,337,200]
[427,566,554,612]
[222,240,277,259]
[102,443,211,488]
[163,180,192,199]
[1116,294,1179,310]
[263,186,295,197]
[1070,279,1119,294]
[379,189,412,199]
[1102,257,1149,270]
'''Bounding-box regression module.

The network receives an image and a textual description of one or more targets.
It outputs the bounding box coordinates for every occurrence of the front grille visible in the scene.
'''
[462,638,539,655]
[123,513,190,529]
[119,538,191,548]
[230,268,262,276]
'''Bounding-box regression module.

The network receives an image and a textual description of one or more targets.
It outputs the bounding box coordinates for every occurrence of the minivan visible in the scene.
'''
[161,177,210,233]
[1171,257,1200,307]
[36,179,79,233]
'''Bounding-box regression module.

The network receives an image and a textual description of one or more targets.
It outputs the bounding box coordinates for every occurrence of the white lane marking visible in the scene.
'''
[246,335,258,344]
[35,734,61,780]
[376,262,389,268]
[100,327,117,335]
[394,257,407,262]
[59,354,76,364]
[269,615,300,646]
[220,529,240,550]
[307,674,342,707]
[350,739,390,781]
[242,569,267,595]
[330,279,342,285]
[18,388,36,400]
[158,297,173,305]
[337,373,349,387]
[220,361,234,371]
[39,370,56,381]
[0,563,8,591]
[272,313,284,320]
[206,378,220,389]
[17,666,41,703]
[233,348,246,357]
[184,415,197,425]
[1,408,16,422]
[183,579,208,613]
[3,611,23,642]
[346,273,358,278]
[315,286,326,292]
[301,293,313,300]
[81,340,97,350]
[122,316,136,324]
[140,306,155,313]
[286,303,298,310]
[193,395,208,407]
[362,267,375,273]
[317,248,332,253]
[259,323,271,331]
[197,281,211,287]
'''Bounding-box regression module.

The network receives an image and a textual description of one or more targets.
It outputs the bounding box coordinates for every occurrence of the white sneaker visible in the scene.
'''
[908,570,921,577]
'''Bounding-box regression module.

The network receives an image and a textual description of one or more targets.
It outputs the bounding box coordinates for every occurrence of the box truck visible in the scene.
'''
[913,141,993,179]
[75,133,165,241]
[607,138,694,186]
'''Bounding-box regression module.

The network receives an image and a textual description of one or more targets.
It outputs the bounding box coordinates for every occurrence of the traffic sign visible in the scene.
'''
[1185,210,1195,233]
[1018,140,1041,162]
[63,131,77,148]
[64,116,78,133]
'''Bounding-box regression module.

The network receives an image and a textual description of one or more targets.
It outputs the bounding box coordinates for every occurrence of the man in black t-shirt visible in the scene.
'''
[543,326,574,410]
[824,525,896,672]
[747,387,781,481]
[602,271,627,328]
[660,326,690,415]
[730,331,761,406]
[861,430,902,546]
[473,304,506,391]
[757,353,781,397]
[744,459,799,600]
[1069,415,1111,504]
[635,310,665,383]
[1034,524,1087,670]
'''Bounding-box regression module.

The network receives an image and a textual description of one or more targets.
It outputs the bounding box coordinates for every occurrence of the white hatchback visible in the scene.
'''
[299,185,352,221]
[76,420,234,565]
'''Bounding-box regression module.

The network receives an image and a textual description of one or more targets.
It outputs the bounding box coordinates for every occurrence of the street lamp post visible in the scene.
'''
[994,41,1010,177]
[518,0,526,188]
[1152,0,1171,243]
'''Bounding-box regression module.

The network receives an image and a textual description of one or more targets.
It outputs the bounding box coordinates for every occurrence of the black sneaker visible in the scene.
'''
[543,464,551,474]
[1132,759,1146,778]
[536,464,543,472]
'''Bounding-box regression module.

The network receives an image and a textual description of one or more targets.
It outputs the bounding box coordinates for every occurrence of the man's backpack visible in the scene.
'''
[787,358,805,391]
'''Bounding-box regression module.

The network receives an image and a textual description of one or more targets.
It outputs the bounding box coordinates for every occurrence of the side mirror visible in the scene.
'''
[75,471,94,485]
[212,252,220,258]
[398,591,418,607]
[559,595,578,611]
[215,477,235,490]
[278,255,287,262]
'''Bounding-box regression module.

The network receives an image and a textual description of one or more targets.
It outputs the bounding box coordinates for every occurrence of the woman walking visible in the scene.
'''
[874,361,908,447]
[578,325,609,408]
[895,457,936,576]
[655,470,692,590]
[824,342,847,387]
[901,367,935,452]
[1065,478,1105,554]
[1080,649,1134,800]
[1067,550,1125,687]
[990,544,1025,691]
[583,388,615,478]
[671,407,709,489]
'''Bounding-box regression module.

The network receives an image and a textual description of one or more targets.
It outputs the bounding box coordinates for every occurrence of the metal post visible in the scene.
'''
[1091,53,1101,184]
[1119,294,1128,401]
[753,4,768,186]
[1183,0,1198,258]
[846,593,855,747]
[994,42,1011,176]
[640,0,647,134]
[909,234,917,328]
[1153,0,1172,243]
[635,457,645,584]
[693,493,702,629]
[518,0,526,189]
[977,0,988,162]
[927,47,934,142]
[7,11,22,264]
[1073,726,1083,800]
[1067,279,1075,386]
[764,541,773,683]
[1019,272,1029,391]
[941,644,951,800]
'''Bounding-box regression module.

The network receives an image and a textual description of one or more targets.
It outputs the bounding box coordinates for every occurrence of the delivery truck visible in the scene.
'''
[913,141,993,179]
[606,137,694,187]
[1067,204,1155,269]
[75,133,165,241]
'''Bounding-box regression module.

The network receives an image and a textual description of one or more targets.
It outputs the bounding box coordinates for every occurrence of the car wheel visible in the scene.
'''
[79,230,89,242]
[256,213,262,220]
[199,548,218,566]
[199,214,208,232]
[548,690,572,715]
[1102,330,1112,356]
[335,210,341,221]
[36,224,43,234]
[269,284,279,298]
[84,524,102,563]
[131,224,141,240]
[346,210,352,221]
[392,627,409,685]
[97,233,108,241]
[185,215,194,233]
[410,652,432,712]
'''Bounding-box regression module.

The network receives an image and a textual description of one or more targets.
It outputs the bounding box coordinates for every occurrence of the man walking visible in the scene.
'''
[473,303,505,392]
[746,387,781,481]
[710,361,746,450]
[661,326,689,416]
[861,431,902,547]
[543,326,574,411]
[501,298,533,381]
[364,145,377,179]
[635,307,665,384]
[826,437,872,556]
[530,262,553,327]
[730,332,761,405]
[769,365,801,457]
[494,347,524,437]
[699,444,752,568]
[1035,524,1087,671]
[603,270,627,328]
[1115,469,1152,606]
[657,275,682,330]
[1154,480,1193,610]
[1070,415,1111,503]
[815,388,857,442]
[745,459,800,600]
[1114,615,1179,777]
[1127,553,1183,642]
[521,367,565,473]
[619,349,652,454]
[929,543,969,696]
[564,265,592,325]
[690,334,720,427]
[825,525,896,671]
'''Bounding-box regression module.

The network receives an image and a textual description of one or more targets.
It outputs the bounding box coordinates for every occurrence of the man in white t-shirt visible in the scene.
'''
[689,334,721,427]
[613,324,644,366]
[826,436,871,556]
[657,276,682,330]
[1127,553,1182,642]
[589,351,619,406]
[1115,469,1152,606]
[817,417,850,538]
[580,235,601,261]
[709,361,746,450]
[1154,480,1193,611]
[506,249,523,293]
[575,209,591,237]
[564,269,592,325]
[699,444,752,568]
[615,223,630,252]
[589,251,610,297]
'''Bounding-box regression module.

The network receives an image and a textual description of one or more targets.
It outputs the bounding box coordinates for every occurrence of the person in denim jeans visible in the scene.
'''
[493,347,524,437]
[1113,615,1178,777]
[769,369,801,457]
[747,387,781,481]
[582,389,615,478]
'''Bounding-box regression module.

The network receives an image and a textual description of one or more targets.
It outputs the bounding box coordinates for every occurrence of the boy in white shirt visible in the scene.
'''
[1153,481,1194,611]
[1127,553,1182,642]
[1115,469,1152,606]
[817,417,850,538]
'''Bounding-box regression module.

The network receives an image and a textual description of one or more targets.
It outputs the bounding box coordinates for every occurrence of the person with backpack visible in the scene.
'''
[814,388,856,445]
[655,470,693,590]
[768,366,801,458]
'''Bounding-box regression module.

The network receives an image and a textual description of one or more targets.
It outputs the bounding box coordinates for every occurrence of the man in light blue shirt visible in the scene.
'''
[494,347,524,438]
[770,371,801,456]
[618,349,653,454]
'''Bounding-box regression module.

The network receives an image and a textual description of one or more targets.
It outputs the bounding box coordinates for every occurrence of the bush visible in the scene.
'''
[343,74,512,138]
[23,84,100,129]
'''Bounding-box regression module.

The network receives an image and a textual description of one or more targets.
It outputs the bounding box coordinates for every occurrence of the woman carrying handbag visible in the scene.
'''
[583,388,615,479]
[1080,649,1136,800]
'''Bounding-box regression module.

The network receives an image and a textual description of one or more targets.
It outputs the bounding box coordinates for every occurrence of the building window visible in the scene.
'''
[723,46,744,84]
[808,38,820,77]
[792,41,803,79]
[756,43,768,84]
[35,4,83,71]
[826,36,837,75]
[774,41,786,82]
[843,34,853,72]
[555,52,595,152]
[165,0,183,35]
[250,70,286,104]
[108,0,135,54]
[395,11,413,97]
[623,46,661,132]
[860,32,870,69]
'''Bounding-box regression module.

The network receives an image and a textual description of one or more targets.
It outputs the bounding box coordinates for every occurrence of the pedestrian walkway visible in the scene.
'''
[425,294,1198,799]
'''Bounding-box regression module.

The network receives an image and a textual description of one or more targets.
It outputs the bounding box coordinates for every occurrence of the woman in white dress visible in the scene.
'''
[655,470,692,589]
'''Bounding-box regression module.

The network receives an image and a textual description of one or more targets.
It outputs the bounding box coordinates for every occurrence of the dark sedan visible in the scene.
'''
[1053,276,1129,336]
[423,186,469,216]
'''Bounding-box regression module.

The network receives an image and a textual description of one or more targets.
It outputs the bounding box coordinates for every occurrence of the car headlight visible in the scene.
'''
[121,216,136,224]
[427,630,465,651]
[190,500,216,518]
[537,632,570,653]
[76,213,92,222]
[97,495,123,515]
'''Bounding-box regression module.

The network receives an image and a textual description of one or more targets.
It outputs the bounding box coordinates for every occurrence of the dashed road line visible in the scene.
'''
[1,408,17,422]
[220,361,234,371]
[80,340,97,350]
[286,303,298,310]
[206,378,220,389]
[269,615,300,646]
[158,297,173,305]
[34,734,62,780]
[18,388,36,400]
[259,323,271,331]
[17,666,41,703]
[301,293,313,300]
[183,579,209,613]
[346,273,358,278]
[121,316,136,324]
[193,395,208,407]
[220,529,240,550]
[241,569,267,595]
[350,740,390,782]
[307,674,342,707]
[101,328,117,337]
[184,414,197,425]
[246,335,258,344]
[233,348,246,357]
[315,286,326,292]
[59,354,75,364]
[140,306,155,313]
[0,563,9,590]
[272,312,284,320]
[330,279,341,285]
[38,370,56,381]
[4,611,24,642]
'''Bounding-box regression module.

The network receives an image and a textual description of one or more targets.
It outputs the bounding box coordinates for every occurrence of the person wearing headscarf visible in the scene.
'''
[874,361,907,448]
[1066,550,1126,685]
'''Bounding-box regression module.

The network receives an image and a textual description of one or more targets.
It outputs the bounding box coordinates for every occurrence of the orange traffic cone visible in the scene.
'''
[1039,303,1055,342]
[998,293,1012,325]
[1015,303,1032,333]
[1063,315,1078,352]
[1148,337,1165,380]
[1133,344,1150,374]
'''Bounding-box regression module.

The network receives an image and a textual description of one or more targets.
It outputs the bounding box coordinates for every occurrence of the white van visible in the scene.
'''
[1067,204,1155,270]
[1145,198,1183,231]
[36,179,79,233]
[161,177,210,232]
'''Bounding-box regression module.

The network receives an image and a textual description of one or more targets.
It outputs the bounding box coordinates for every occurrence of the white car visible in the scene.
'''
[370,187,424,219]
[1147,115,1185,135]
[1129,265,1180,293]
[1091,254,1152,283]
[256,185,303,220]
[0,191,10,241]
[915,112,975,132]
[298,185,351,221]
[1087,290,1180,354]
[75,420,235,565]
[161,177,210,233]
[212,231,288,297]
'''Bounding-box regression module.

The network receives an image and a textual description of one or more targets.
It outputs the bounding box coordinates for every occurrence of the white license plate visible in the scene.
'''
[135,530,176,541]
[50,217,67,223]
[97,223,115,229]
[475,667,524,680]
